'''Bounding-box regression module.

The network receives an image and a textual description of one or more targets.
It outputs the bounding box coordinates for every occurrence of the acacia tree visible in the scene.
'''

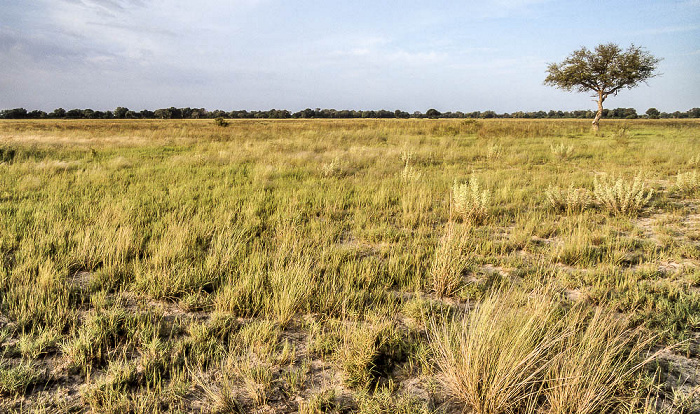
[544,43,660,131]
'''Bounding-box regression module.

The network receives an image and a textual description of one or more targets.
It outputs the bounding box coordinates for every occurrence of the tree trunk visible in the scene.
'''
[592,91,605,132]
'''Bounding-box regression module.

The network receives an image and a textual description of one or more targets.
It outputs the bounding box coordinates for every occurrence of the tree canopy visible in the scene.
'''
[545,43,661,130]
[545,43,660,96]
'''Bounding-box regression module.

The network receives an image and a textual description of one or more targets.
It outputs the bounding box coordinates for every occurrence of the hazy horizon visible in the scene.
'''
[2,0,698,113]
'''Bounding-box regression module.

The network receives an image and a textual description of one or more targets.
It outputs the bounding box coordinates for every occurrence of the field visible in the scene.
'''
[0,118,698,413]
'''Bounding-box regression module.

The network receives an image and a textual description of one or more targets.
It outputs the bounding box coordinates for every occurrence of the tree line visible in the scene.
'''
[1,106,699,120]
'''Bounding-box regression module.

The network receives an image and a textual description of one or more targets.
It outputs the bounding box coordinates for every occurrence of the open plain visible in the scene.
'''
[0,119,698,413]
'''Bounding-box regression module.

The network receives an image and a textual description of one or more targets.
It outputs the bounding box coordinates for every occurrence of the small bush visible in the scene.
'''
[673,170,699,196]
[452,177,491,224]
[400,150,422,182]
[0,146,16,163]
[214,117,229,127]
[545,184,593,213]
[593,173,653,216]
[550,143,574,159]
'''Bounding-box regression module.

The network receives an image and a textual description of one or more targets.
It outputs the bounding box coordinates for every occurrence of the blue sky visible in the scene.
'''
[1,0,698,113]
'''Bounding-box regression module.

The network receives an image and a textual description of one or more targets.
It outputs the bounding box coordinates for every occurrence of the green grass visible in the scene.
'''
[0,118,698,412]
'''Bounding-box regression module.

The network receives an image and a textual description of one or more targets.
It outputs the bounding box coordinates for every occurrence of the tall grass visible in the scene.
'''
[431,289,660,414]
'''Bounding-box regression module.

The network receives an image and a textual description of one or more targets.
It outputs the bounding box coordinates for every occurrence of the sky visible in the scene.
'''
[1,0,698,113]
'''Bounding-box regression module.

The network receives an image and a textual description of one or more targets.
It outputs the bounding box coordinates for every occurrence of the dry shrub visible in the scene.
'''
[673,170,699,196]
[545,184,593,213]
[550,143,574,160]
[593,173,653,216]
[452,177,491,225]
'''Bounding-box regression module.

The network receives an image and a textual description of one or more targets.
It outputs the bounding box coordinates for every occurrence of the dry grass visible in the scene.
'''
[0,118,698,412]
[432,289,661,414]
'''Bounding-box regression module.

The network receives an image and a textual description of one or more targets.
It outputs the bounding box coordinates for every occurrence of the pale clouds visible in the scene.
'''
[1,0,698,112]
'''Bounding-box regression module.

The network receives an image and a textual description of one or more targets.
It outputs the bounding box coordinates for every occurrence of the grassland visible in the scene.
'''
[0,118,698,413]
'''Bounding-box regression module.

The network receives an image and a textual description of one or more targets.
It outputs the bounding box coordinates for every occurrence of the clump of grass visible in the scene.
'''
[356,386,433,414]
[62,308,137,373]
[338,320,409,390]
[191,365,244,413]
[196,351,274,410]
[486,143,503,160]
[268,249,316,327]
[673,170,699,196]
[544,307,657,414]
[400,149,422,182]
[283,358,310,396]
[550,142,574,159]
[431,288,659,414]
[17,326,60,359]
[0,360,42,396]
[321,157,341,178]
[430,224,468,297]
[400,149,429,226]
[0,145,17,163]
[299,389,344,414]
[593,173,653,216]
[452,177,491,224]
[81,360,139,410]
[545,184,593,213]
[431,289,557,414]
[234,357,274,406]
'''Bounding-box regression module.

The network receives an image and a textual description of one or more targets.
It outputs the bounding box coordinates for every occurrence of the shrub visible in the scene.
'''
[400,149,422,182]
[673,170,699,196]
[452,177,491,224]
[550,143,574,159]
[593,173,653,216]
[214,117,229,127]
[545,184,593,213]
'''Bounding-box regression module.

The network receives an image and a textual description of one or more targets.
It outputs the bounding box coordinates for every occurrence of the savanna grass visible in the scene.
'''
[0,118,698,412]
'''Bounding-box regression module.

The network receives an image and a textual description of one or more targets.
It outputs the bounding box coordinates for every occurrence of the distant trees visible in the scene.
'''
[0,108,28,119]
[114,107,129,119]
[2,106,699,120]
[545,43,661,131]
[50,108,66,118]
[426,108,441,119]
